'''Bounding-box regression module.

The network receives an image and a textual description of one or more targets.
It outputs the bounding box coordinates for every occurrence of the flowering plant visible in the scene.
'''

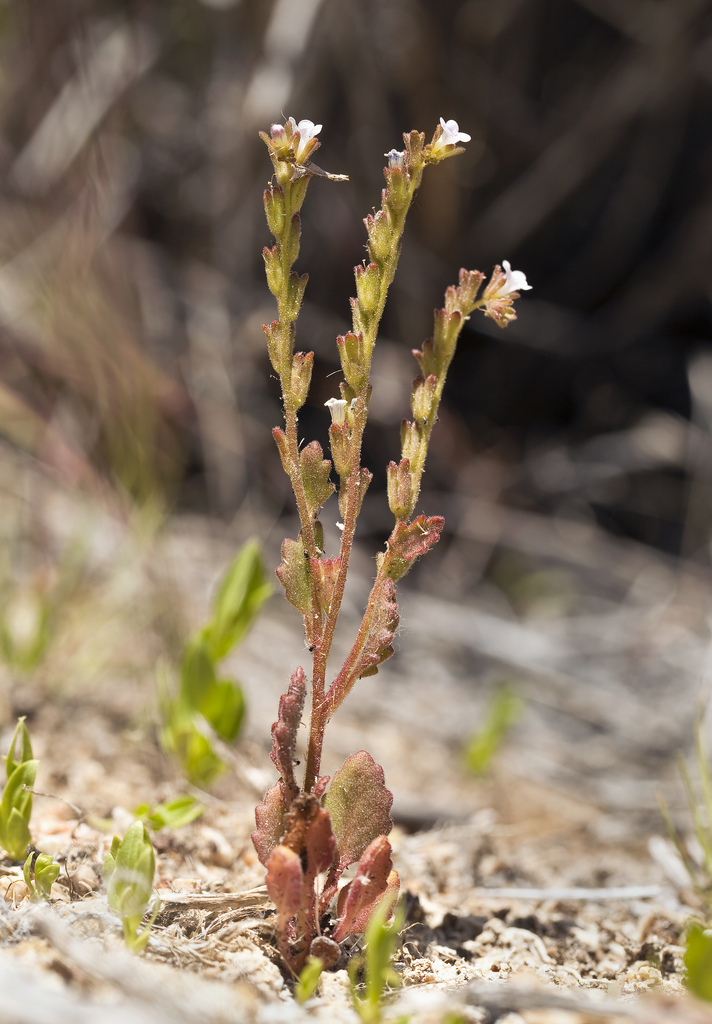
[252,116,529,973]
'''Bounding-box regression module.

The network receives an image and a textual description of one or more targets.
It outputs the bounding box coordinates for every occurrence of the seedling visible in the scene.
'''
[103,820,160,953]
[0,717,38,862]
[349,899,407,1024]
[23,850,60,900]
[464,684,523,776]
[251,116,530,972]
[684,923,712,1001]
[160,539,271,785]
[134,794,204,832]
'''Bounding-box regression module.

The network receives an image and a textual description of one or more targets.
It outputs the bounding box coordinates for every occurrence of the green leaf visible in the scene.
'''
[3,717,33,778]
[105,821,156,930]
[464,685,523,776]
[299,442,335,519]
[296,956,325,1004]
[202,540,272,662]
[3,805,33,862]
[275,538,312,616]
[137,795,204,832]
[200,678,245,742]
[180,636,218,710]
[685,924,712,1001]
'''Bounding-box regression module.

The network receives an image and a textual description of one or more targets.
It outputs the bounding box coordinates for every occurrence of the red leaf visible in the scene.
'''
[328,577,399,709]
[251,781,287,867]
[332,836,400,941]
[270,666,306,802]
[384,515,444,582]
[266,844,303,922]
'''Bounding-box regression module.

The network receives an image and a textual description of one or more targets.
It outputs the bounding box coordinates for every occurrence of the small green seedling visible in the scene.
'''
[685,923,712,1001]
[134,794,204,832]
[0,717,38,862]
[349,899,407,1024]
[103,820,160,953]
[464,684,523,776]
[23,850,60,900]
[295,954,326,1004]
[160,539,271,785]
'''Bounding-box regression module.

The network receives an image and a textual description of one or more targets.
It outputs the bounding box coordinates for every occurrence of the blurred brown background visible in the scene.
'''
[2,0,712,582]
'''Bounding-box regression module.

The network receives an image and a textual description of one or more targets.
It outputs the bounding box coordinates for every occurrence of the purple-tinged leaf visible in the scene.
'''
[251,781,287,867]
[275,538,311,616]
[323,751,393,872]
[331,836,400,941]
[270,667,306,803]
[266,844,303,924]
[282,793,336,878]
[383,515,444,583]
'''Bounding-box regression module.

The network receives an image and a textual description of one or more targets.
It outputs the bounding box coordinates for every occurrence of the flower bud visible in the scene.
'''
[282,213,302,268]
[329,422,351,480]
[354,262,380,316]
[387,459,413,521]
[287,271,308,315]
[262,320,282,374]
[336,332,368,391]
[263,245,282,298]
[364,210,390,263]
[291,351,313,408]
[383,167,408,215]
[263,187,286,238]
[411,374,438,424]
[412,339,437,379]
[400,419,420,463]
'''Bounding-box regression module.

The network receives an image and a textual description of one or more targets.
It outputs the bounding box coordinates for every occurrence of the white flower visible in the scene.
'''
[438,117,471,147]
[501,260,532,294]
[324,397,347,424]
[288,117,322,162]
[385,148,406,170]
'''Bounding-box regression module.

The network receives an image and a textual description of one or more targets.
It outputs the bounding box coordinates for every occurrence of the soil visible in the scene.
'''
[1,476,712,1024]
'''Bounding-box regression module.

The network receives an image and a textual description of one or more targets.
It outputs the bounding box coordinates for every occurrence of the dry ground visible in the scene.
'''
[1,473,712,1023]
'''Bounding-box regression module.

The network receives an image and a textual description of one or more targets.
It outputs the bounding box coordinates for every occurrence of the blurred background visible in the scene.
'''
[1,0,712,824]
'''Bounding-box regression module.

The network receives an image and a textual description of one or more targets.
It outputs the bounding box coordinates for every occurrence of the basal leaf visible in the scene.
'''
[252,781,288,867]
[323,751,393,871]
[270,666,307,801]
[332,836,399,941]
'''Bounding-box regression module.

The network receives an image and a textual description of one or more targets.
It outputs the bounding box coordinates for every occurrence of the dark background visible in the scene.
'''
[2,0,712,579]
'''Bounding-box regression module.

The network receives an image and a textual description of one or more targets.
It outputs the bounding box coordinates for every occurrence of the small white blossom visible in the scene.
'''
[324,397,347,424]
[385,149,406,170]
[288,117,322,162]
[501,260,532,294]
[438,118,471,147]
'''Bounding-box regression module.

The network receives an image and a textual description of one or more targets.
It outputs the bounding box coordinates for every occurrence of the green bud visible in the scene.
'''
[386,459,412,521]
[411,374,438,424]
[354,262,381,316]
[400,419,421,463]
[290,351,314,408]
[263,246,282,298]
[364,210,390,263]
[412,339,438,378]
[262,320,282,374]
[329,422,351,480]
[287,271,308,316]
[383,167,408,215]
[432,307,462,366]
[336,332,368,391]
[263,187,286,238]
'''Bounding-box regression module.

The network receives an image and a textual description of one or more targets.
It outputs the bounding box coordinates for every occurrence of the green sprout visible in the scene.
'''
[159,539,271,785]
[685,923,712,1001]
[295,955,326,1004]
[23,850,60,900]
[0,717,38,862]
[103,820,160,953]
[464,683,523,776]
[349,899,407,1024]
[134,794,204,832]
